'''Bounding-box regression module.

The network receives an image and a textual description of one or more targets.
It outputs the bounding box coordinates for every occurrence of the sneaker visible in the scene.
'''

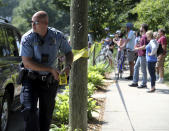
[157,78,164,83]
[125,76,133,80]
[137,85,147,88]
[128,83,138,87]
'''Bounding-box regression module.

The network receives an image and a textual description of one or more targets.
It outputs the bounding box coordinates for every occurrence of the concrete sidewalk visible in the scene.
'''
[102,72,169,131]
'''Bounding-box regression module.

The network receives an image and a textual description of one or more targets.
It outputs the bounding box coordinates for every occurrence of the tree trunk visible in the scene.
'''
[69,0,88,131]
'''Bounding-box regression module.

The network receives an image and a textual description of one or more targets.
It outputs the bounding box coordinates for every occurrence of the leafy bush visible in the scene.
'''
[52,84,99,127]
[50,124,68,131]
[88,71,104,86]
[164,55,169,68]
[53,87,69,125]
[88,83,97,97]
[88,64,106,75]
[87,97,100,119]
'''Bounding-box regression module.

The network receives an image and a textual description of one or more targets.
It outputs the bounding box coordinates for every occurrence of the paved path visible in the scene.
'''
[102,72,169,131]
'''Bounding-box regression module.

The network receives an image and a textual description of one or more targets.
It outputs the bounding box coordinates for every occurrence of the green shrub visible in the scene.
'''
[88,83,97,97]
[88,71,104,86]
[53,87,69,125]
[52,85,99,126]
[165,55,169,68]
[88,64,106,75]
[87,97,100,119]
[50,124,68,131]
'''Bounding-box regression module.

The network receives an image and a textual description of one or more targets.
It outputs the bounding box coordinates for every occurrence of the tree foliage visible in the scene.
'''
[0,0,3,7]
[10,0,140,38]
[88,0,112,40]
[6,0,169,39]
[0,0,19,18]
[52,0,140,40]
[132,0,169,31]
[52,0,70,12]
[12,0,70,34]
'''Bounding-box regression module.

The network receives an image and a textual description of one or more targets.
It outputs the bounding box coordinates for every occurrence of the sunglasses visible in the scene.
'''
[31,21,39,25]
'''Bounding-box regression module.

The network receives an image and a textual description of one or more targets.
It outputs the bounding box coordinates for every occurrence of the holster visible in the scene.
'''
[46,74,58,85]
[17,63,27,84]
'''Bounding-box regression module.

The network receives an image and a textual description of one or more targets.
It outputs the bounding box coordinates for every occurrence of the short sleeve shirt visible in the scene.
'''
[138,34,148,56]
[20,27,72,74]
[158,36,167,54]
[126,30,135,50]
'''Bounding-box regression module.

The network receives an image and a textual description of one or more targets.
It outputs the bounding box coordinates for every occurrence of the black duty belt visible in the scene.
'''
[39,75,48,81]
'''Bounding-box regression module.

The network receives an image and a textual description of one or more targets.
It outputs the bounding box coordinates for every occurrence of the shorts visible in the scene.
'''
[156,54,165,68]
[127,51,136,62]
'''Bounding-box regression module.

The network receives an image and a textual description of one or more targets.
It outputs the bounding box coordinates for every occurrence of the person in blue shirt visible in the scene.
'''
[145,30,159,93]
[20,11,73,131]
[124,23,136,80]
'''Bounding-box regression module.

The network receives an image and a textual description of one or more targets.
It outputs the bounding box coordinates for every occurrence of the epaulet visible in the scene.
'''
[22,29,34,38]
[48,27,64,36]
[21,29,35,45]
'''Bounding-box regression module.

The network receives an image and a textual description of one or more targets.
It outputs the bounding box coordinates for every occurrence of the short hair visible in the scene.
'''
[158,29,165,34]
[146,30,153,39]
[141,24,148,32]
[126,23,133,29]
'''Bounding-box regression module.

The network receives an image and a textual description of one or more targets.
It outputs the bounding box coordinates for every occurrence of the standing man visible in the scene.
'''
[125,23,136,80]
[156,29,167,83]
[129,24,148,88]
[20,11,73,131]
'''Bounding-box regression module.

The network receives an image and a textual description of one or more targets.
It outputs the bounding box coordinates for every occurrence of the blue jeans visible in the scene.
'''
[133,56,147,85]
[148,62,156,87]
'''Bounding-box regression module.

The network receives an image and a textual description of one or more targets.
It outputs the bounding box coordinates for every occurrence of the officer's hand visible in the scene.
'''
[62,66,71,76]
[50,68,59,81]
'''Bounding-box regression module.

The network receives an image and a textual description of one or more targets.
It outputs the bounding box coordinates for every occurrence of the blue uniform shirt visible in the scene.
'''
[20,27,72,74]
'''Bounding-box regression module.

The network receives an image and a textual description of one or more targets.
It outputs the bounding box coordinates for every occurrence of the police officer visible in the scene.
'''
[20,11,73,131]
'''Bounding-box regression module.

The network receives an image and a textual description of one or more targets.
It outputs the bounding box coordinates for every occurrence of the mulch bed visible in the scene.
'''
[87,73,113,131]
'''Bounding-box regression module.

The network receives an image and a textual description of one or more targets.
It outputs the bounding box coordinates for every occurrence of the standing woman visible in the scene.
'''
[146,31,159,93]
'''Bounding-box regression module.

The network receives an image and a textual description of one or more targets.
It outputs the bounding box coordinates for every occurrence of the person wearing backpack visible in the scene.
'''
[156,29,167,83]
[146,30,159,93]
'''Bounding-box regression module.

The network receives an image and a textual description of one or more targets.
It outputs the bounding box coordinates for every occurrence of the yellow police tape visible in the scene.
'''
[72,41,102,62]
[72,47,89,62]
[59,41,102,85]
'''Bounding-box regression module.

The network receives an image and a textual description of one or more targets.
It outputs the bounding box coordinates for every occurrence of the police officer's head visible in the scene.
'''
[32,11,48,37]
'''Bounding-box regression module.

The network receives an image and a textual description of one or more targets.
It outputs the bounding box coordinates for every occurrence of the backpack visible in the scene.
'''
[157,43,163,56]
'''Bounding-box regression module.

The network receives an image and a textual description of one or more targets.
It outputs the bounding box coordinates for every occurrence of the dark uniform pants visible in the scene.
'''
[20,78,58,131]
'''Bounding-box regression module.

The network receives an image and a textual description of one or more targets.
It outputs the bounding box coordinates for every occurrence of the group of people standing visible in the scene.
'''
[118,23,167,93]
